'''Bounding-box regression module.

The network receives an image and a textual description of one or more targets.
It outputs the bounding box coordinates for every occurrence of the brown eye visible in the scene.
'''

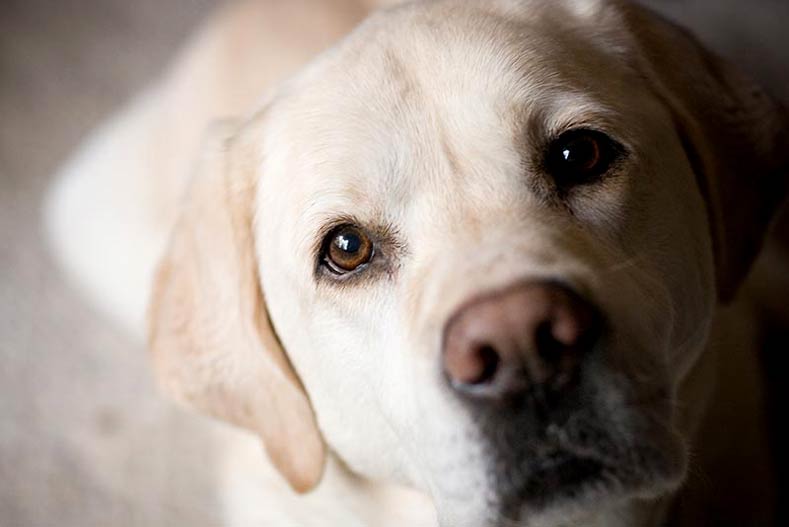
[545,129,622,188]
[323,225,374,274]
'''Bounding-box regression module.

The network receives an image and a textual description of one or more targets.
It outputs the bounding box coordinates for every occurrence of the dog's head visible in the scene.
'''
[149,0,788,525]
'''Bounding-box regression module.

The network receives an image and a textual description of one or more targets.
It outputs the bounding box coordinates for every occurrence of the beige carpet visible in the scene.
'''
[1,1,787,526]
[0,1,223,526]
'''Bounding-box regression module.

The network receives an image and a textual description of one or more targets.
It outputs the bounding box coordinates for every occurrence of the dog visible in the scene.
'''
[46,0,789,525]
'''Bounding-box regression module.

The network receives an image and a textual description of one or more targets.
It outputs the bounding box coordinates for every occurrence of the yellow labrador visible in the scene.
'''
[46,0,788,525]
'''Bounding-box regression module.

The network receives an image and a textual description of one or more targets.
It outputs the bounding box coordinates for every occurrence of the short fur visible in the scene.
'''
[46,1,788,525]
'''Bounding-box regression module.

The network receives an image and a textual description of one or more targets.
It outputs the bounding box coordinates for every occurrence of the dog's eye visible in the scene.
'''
[323,225,374,274]
[545,129,621,187]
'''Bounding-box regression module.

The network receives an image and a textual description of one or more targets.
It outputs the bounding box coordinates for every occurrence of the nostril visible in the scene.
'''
[535,321,565,365]
[445,342,501,389]
[472,344,500,385]
[534,304,601,394]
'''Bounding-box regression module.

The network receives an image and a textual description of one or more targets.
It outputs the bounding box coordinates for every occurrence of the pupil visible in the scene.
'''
[336,232,361,253]
[561,138,595,167]
[562,141,591,163]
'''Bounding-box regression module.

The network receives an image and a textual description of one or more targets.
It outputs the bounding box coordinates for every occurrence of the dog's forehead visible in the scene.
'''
[258,0,644,253]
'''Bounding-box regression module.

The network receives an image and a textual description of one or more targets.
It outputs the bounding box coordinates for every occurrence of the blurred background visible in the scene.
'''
[1,1,787,526]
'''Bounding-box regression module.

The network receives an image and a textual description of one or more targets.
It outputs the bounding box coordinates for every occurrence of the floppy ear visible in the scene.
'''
[148,119,326,492]
[622,3,789,302]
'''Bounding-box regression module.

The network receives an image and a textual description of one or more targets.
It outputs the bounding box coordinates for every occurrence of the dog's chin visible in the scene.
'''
[458,390,689,526]
[482,428,688,527]
[427,423,687,527]
[520,450,609,501]
[511,452,678,516]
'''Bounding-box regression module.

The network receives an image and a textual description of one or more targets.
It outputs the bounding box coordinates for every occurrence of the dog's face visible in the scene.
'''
[150,1,788,526]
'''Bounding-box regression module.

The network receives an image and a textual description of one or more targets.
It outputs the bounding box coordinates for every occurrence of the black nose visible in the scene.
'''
[442,281,601,403]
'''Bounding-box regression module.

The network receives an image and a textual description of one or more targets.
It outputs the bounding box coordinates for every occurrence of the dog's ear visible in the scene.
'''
[622,3,789,302]
[148,119,325,493]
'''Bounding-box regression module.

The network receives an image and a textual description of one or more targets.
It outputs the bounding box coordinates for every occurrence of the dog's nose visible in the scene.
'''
[442,282,601,401]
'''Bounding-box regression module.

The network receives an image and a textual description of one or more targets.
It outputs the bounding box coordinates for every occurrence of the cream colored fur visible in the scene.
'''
[45,0,787,525]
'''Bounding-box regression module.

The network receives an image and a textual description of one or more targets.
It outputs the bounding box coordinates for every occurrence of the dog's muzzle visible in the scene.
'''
[440,280,627,516]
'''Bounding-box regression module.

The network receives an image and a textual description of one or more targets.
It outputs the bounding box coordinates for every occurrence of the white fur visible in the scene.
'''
[45,0,784,525]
